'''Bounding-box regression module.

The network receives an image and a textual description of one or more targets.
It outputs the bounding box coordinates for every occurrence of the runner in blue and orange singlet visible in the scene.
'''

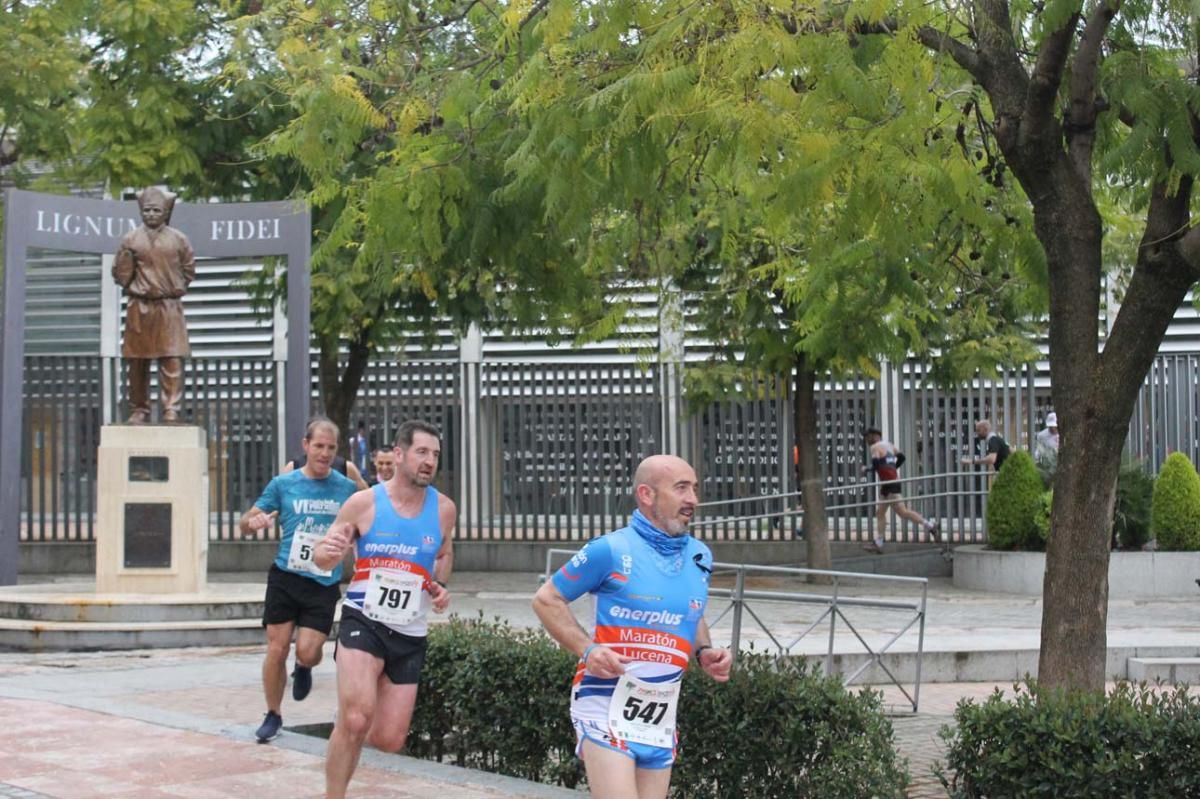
[312,420,455,799]
[533,455,732,799]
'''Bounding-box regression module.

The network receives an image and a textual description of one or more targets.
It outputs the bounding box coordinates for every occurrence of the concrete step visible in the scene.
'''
[0,617,265,652]
[1127,657,1200,684]
[0,598,263,624]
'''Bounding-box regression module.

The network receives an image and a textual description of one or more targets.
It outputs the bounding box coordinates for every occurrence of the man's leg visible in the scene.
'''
[158,356,183,422]
[582,738,641,799]
[365,679,419,752]
[865,498,890,553]
[326,646,385,799]
[894,500,940,540]
[262,622,295,713]
[634,765,673,799]
[293,626,327,669]
[127,358,150,423]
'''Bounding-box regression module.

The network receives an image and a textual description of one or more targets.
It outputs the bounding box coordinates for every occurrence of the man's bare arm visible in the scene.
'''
[313,491,373,571]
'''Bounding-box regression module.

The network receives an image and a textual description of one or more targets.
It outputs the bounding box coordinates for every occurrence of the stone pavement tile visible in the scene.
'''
[0,757,57,783]
[0,784,53,799]
[7,770,139,799]
[127,674,338,729]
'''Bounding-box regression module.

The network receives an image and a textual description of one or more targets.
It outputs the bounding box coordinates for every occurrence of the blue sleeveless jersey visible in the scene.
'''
[343,483,442,636]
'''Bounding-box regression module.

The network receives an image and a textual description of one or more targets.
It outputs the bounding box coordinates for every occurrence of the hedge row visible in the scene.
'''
[988,451,1199,551]
[940,682,1200,798]
[406,616,909,797]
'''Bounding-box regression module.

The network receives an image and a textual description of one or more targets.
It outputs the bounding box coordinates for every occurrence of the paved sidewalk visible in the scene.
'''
[2,570,1197,798]
[0,646,575,799]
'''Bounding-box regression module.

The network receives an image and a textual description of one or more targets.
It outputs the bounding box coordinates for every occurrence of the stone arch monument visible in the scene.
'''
[0,189,312,586]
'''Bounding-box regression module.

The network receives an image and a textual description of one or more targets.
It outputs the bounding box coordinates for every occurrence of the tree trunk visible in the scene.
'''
[1030,178,1198,691]
[316,332,372,457]
[794,354,832,575]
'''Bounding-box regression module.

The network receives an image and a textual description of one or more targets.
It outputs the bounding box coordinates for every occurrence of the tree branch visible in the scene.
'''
[915,26,983,81]
[1025,1,1083,131]
[1066,0,1122,180]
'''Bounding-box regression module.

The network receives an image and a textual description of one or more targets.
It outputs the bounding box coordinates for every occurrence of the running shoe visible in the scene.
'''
[928,522,941,542]
[862,542,884,554]
[292,664,313,702]
[255,710,282,743]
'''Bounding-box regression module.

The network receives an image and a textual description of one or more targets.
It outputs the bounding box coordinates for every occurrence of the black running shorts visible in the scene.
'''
[881,482,902,496]
[335,606,428,685]
[262,564,341,635]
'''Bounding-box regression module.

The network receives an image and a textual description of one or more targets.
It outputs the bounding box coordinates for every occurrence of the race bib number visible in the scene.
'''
[607,674,680,749]
[287,529,331,577]
[362,570,424,626]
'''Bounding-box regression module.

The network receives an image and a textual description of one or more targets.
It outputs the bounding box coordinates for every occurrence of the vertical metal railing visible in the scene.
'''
[18,353,1200,543]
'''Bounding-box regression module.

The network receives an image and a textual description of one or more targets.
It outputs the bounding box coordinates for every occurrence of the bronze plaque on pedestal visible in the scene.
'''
[124,502,172,568]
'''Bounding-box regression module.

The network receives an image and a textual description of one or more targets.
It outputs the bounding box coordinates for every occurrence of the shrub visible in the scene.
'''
[938,682,1200,798]
[1034,490,1052,545]
[673,653,907,798]
[987,450,1044,550]
[408,616,580,786]
[1150,451,1200,551]
[1113,459,1155,549]
[407,617,909,797]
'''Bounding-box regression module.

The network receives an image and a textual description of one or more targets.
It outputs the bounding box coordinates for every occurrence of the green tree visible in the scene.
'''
[909,0,1200,690]
[1150,452,1200,551]
[485,1,1044,572]
[0,0,280,196]
[226,0,602,440]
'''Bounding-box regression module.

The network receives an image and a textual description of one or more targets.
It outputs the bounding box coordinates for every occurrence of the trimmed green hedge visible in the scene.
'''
[1150,451,1200,551]
[1113,460,1155,549]
[407,617,908,797]
[939,682,1200,798]
[987,450,1044,550]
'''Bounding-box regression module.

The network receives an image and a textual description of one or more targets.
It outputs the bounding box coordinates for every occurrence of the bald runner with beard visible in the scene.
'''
[313,420,456,799]
[533,455,733,799]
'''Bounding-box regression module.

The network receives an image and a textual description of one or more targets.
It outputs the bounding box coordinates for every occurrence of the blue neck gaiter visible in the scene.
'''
[631,509,688,556]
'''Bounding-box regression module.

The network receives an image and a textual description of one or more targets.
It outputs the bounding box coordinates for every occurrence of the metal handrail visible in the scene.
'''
[690,470,988,532]
[541,549,928,713]
[696,470,972,508]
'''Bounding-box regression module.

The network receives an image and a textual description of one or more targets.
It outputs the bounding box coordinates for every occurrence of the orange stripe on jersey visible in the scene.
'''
[351,557,433,587]
[593,625,693,656]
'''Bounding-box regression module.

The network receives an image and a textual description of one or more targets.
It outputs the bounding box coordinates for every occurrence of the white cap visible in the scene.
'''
[1045,412,1058,428]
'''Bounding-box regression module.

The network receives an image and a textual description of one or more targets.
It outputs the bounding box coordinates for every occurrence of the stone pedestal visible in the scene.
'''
[96,425,209,593]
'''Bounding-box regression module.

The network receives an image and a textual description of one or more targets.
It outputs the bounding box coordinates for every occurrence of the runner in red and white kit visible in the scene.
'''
[863,428,940,554]
[313,420,455,799]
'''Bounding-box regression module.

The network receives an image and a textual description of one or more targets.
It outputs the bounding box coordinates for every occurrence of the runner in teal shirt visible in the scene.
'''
[255,468,356,586]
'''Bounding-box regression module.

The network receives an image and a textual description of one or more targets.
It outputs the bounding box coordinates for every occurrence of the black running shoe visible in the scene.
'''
[255,710,282,743]
[928,522,941,542]
[292,665,313,702]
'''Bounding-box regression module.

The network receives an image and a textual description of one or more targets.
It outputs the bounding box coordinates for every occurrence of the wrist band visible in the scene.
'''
[434,580,448,589]
[581,643,600,664]
[694,645,712,663]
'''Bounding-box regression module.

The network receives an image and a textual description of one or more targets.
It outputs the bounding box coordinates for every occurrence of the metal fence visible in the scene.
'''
[543,549,930,710]
[19,352,1200,544]
[23,356,279,542]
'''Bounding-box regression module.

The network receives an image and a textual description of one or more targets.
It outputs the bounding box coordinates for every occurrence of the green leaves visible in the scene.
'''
[940,682,1200,797]
[411,618,909,797]
[1150,451,1200,550]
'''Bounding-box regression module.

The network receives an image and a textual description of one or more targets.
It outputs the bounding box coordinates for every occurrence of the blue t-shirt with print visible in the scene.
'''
[254,468,357,586]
